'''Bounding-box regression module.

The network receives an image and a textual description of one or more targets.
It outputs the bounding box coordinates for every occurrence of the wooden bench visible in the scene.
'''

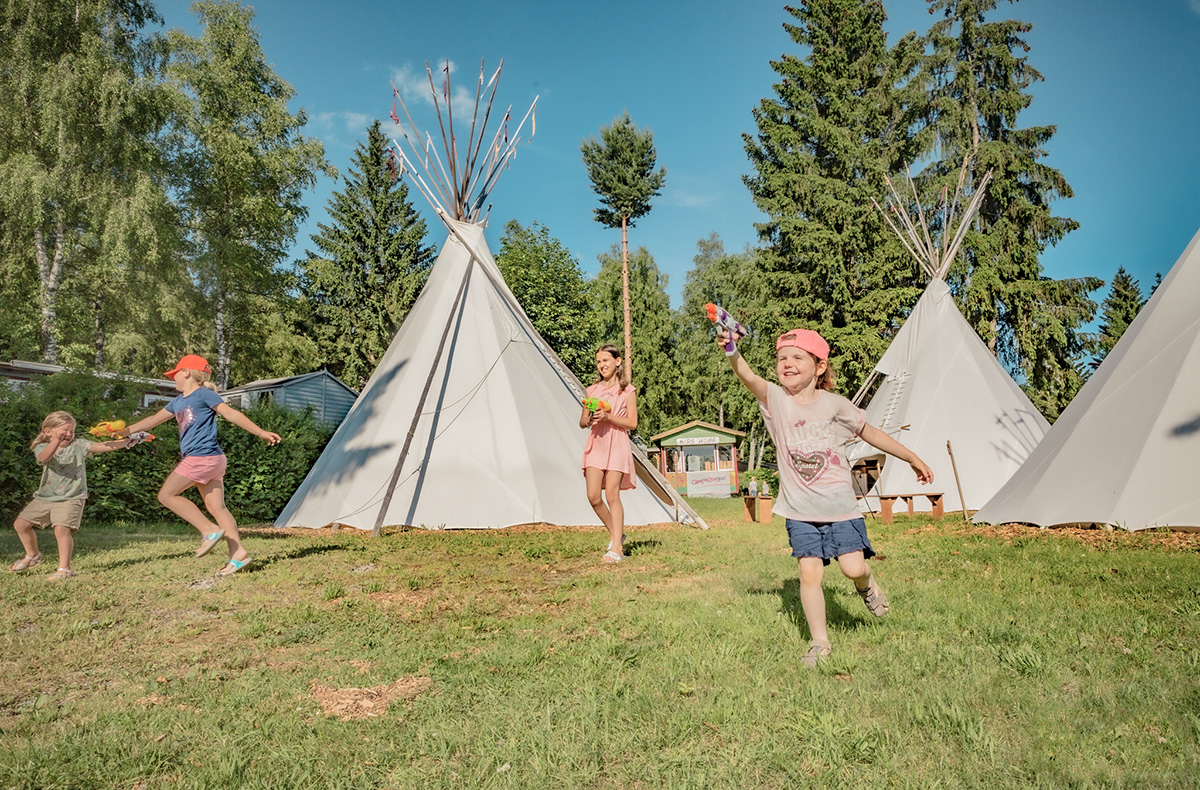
[742,496,775,524]
[859,493,944,524]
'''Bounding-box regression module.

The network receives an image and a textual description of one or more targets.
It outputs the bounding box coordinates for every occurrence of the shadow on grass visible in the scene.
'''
[748,577,872,636]
[94,550,195,570]
[624,539,662,557]
[239,542,346,574]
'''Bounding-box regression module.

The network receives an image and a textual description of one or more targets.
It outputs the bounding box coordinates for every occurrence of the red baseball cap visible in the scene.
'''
[776,328,830,361]
[165,354,212,378]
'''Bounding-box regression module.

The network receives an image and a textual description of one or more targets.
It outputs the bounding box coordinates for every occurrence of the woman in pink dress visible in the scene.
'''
[579,344,638,564]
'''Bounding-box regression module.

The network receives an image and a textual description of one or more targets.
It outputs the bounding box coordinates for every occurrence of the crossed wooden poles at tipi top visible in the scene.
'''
[388,59,537,224]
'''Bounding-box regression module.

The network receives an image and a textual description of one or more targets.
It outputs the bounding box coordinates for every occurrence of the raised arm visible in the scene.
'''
[214,402,281,445]
[717,328,769,406]
[858,423,933,484]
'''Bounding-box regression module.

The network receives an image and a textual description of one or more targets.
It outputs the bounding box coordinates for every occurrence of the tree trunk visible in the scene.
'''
[621,215,632,375]
[215,285,230,389]
[93,294,105,369]
[33,220,66,364]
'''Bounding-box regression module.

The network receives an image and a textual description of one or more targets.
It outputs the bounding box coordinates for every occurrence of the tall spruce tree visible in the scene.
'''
[592,245,678,439]
[743,0,929,393]
[1092,266,1144,366]
[495,220,599,383]
[169,0,331,388]
[300,120,435,390]
[923,0,1100,418]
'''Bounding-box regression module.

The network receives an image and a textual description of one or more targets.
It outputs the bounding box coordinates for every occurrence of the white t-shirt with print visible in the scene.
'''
[759,383,866,522]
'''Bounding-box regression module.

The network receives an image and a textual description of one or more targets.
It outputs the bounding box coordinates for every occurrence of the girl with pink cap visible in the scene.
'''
[117,355,281,576]
[717,326,933,667]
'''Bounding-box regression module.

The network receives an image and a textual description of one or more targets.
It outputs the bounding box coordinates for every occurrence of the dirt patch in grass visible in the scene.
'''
[310,676,433,720]
[906,521,1200,551]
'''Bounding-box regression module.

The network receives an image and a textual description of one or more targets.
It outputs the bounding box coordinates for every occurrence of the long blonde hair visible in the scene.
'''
[180,367,219,391]
[32,411,76,449]
[594,343,630,391]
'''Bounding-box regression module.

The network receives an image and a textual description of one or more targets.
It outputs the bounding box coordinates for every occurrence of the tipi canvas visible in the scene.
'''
[846,163,1049,513]
[974,227,1200,530]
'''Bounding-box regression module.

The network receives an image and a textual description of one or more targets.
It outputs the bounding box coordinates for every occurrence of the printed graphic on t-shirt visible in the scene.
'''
[784,419,844,487]
[177,406,195,437]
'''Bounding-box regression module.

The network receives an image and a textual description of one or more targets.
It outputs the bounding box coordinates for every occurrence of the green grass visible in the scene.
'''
[1,503,1198,788]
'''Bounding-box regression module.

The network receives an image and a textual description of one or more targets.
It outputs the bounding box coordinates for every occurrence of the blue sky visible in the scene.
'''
[155,0,1200,310]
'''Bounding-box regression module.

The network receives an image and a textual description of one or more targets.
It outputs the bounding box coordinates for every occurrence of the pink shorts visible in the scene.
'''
[173,454,228,485]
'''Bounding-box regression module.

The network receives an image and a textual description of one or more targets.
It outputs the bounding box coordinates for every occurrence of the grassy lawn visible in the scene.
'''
[1,498,1198,788]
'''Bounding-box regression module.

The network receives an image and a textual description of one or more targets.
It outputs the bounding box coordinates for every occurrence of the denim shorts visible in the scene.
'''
[784,518,875,565]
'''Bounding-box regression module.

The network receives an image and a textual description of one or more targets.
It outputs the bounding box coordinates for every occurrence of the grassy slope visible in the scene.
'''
[1,500,1198,789]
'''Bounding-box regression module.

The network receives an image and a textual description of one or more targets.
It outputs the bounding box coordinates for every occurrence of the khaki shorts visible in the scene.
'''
[17,498,86,531]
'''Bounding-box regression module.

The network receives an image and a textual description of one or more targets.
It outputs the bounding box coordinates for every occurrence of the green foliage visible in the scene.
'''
[592,246,679,438]
[741,467,779,494]
[167,0,334,387]
[676,234,766,435]
[923,0,1100,419]
[299,120,435,390]
[1092,266,1145,366]
[0,0,174,364]
[743,0,929,395]
[579,112,667,231]
[495,220,599,383]
[0,372,332,524]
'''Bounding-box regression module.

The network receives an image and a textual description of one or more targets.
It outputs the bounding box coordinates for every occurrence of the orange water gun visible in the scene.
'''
[582,397,611,412]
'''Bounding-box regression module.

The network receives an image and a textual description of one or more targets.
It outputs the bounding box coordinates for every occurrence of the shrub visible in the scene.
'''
[0,372,334,525]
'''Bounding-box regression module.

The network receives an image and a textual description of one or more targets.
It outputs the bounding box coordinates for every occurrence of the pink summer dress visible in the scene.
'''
[580,382,637,490]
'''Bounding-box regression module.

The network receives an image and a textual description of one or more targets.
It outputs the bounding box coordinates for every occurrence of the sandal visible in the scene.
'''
[600,550,623,564]
[216,557,251,577]
[857,576,889,618]
[10,553,44,572]
[801,641,832,668]
[47,568,75,580]
[196,531,226,558]
[605,535,627,552]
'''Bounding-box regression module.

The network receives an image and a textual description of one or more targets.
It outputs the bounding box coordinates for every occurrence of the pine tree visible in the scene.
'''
[1093,266,1144,364]
[300,120,435,390]
[743,0,929,393]
[923,0,1100,418]
[495,220,599,383]
[580,113,666,374]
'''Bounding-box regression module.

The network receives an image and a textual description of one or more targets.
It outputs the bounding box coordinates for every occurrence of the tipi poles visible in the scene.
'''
[946,440,969,522]
[372,262,474,536]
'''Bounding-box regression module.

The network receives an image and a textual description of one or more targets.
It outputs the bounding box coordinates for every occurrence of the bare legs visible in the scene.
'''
[12,518,74,572]
[584,467,624,558]
[157,473,247,561]
[797,550,873,647]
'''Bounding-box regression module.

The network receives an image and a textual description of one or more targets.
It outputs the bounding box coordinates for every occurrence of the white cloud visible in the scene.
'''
[389,59,489,134]
[1192,0,1200,17]
[314,110,374,136]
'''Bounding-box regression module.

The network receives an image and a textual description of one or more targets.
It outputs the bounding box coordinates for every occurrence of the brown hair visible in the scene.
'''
[594,344,630,391]
[181,367,219,391]
[813,351,837,391]
[31,411,76,450]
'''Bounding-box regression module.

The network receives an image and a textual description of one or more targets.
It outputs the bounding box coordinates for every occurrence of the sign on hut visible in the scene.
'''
[651,421,744,498]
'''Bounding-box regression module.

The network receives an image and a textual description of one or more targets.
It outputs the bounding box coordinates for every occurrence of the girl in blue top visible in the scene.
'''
[120,355,281,576]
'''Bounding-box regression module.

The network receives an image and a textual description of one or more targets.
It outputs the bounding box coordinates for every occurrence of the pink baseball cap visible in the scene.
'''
[776,328,829,361]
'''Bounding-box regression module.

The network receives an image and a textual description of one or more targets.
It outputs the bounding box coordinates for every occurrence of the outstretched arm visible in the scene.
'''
[214,402,281,445]
[121,408,175,436]
[859,424,933,484]
[717,329,769,406]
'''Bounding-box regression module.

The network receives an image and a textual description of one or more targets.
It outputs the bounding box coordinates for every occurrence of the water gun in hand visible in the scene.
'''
[705,303,747,355]
[89,420,154,446]
[582,397,611,413]
[89,420,126,438]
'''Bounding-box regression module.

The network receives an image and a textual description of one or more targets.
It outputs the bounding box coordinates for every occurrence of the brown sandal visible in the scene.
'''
[47,568,75,580]
[10,553,43,572]
[857,576,889,618]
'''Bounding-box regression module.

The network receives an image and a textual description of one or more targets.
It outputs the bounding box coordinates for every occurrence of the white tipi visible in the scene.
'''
[276,61,703,533]
[974,227,1200,531]
[846,163,1049,515]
